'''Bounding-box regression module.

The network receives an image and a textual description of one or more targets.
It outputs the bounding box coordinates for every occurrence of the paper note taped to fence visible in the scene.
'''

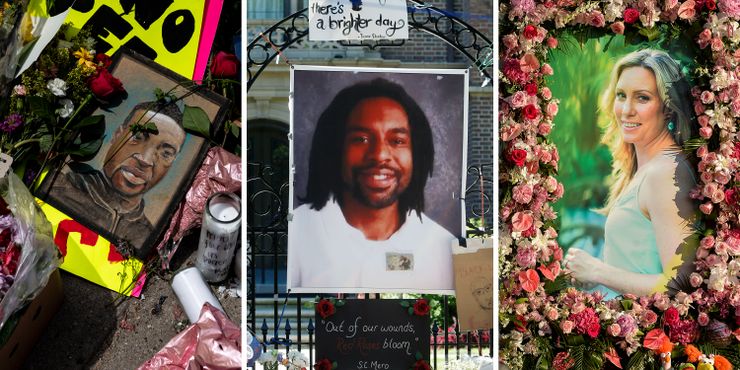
[308,0,408,41]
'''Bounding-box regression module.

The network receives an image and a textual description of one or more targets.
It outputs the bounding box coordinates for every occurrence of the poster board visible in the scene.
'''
[308,0,408,41]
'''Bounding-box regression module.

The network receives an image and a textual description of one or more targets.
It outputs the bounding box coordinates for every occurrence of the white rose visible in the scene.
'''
[56,99,74,118]
[47,78,67,97]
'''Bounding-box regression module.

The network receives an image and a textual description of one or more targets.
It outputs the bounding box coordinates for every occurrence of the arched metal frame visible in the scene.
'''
[247,0,493,90]
[246,1,494,362]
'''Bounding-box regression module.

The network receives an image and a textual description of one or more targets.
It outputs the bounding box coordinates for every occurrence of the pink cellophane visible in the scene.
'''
[137,303,241,370]
[157,147,242,269]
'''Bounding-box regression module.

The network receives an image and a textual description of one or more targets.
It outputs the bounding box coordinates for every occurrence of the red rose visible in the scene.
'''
[664,307,680,327]
[413,299,431,316]
[88,69,125,100]
[509,149,527,167]
[706,0,716,10]
[95,53,112,69]
[210,51,239,78]
[587,321,600,338]
[726,189,738,206]
[523,104,540,120]
[316,299,336,319]
[523,25,538,40]
[314,359,333,370]
[412,360,432,370]
[524,83,538,96]
[623,8,640,23]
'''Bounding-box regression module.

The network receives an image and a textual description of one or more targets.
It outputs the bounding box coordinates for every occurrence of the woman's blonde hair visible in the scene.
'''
[599,49,695,213]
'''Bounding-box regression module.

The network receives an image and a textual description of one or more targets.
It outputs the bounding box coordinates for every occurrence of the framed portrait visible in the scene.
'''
[287,65,468,294]
[36,50,229,260]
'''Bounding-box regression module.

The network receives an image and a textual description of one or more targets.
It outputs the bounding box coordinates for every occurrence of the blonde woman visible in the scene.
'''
[564,49,699,298]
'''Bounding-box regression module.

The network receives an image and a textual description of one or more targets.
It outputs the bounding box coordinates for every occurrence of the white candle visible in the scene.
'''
[195,192,241,282]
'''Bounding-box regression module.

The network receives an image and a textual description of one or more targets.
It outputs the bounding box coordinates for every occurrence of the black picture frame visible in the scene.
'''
[36,49,229,260]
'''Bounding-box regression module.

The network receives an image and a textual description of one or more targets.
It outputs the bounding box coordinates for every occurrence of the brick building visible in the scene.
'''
[246,0,493,296]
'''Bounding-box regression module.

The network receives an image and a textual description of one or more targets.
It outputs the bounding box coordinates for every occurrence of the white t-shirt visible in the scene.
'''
[287,198,456,293]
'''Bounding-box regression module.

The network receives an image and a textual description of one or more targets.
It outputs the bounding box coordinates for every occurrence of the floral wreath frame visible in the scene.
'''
[499,1,740,369]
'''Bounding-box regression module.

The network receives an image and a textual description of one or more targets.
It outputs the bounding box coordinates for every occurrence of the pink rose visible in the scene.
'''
[511,211,534,232]
[712,37,724,51]
[541,63,554,75]
[703,182,718,198]
[712,189,726,203]
[554,183,564,198]
[701,171,714,184]
[513,184,534,204]
[678,0,697,19]
[561,320,574,334]
[509,91,528,108]
[541,87,552,100]
[697,145,709,158]
[503,34,519,51]
[608,323,621,336]
[664,307,680,327]
[715,172,731,185]
[699,28,713,42]
[696,247,710,259]
[545,176,558,192]
[701,91,715,104]
[538,122,552,136]
[694,101,706,115]
[690,273,704,287]
[641,310,658,327]
[516,247,537,268]
[700,202,714,215]
[698,312,710,326]
[589,10,606,27]
[546,37,558,48]
[698,114,710,127]
[545,102,559,117]
[610,21,625,34]
[699,126,713,139]
[731,99,740,115]
[572,302,586,314]
[520,53,540,73]
[546,307,559,321]
[701,236,715,249]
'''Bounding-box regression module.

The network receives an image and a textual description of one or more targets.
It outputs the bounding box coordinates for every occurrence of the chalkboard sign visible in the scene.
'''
[315,299,431,369]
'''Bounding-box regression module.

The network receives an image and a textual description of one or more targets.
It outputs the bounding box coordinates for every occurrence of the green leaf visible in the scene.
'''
[73,114,104,129]
[67,138,103,157]
[182,105,210,138]
[28,96,54,123]
[408,307,413,315]
[415,352,422,361]
[400,301,410,308]
[335,300,345,307]
[332,361,338,369]
[638,27,661,41]
[626,349,647,370]
[621,299,634,311]
[39,134,53,153]
[229,120,240,137]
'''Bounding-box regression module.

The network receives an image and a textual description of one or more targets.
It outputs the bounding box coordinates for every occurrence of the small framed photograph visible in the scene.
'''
[37,50,229,260]
[287,65,468,294]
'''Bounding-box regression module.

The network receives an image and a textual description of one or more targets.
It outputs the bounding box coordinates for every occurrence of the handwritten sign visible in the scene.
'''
[308,0,408,41]
[315,300,429,369]
[51,0,205,79]
[452,238,493,331]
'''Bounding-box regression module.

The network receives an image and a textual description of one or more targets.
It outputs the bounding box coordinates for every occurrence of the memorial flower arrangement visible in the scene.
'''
[0,24,123,185]
[499,0,740,368]
[256,349,310,370]
[0,197,21,302]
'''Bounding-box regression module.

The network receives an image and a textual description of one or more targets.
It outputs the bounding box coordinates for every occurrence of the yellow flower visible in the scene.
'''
[73,48,96,70]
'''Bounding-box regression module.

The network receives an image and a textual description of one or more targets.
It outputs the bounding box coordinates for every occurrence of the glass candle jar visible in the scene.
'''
[195,191,241,282]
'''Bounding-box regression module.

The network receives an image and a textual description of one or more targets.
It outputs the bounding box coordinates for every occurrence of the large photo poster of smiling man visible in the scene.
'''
[287,66,468,294]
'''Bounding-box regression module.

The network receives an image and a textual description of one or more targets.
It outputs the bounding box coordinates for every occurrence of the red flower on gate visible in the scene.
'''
[413,299,431,316]
[316,299,336,319]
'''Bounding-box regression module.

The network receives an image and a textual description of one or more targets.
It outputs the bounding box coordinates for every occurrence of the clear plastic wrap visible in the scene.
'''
[0,171,62,330]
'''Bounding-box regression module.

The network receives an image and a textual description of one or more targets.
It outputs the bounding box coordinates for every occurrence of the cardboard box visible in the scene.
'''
[0,269,63,370]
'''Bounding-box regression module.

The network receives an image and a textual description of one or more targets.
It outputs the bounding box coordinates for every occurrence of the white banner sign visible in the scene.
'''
[308,0,408,41]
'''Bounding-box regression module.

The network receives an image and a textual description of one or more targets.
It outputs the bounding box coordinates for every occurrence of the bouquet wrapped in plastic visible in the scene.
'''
[0,171,61,331]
